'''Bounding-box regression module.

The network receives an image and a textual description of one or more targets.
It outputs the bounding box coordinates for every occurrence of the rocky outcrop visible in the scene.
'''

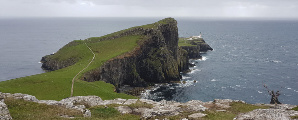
[180,38,213,59]
[2,92,297,119]
[198,43,213,52]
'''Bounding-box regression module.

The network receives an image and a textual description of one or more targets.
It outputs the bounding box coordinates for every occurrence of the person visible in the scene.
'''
[264,84,281,104]
[269,90,281,104]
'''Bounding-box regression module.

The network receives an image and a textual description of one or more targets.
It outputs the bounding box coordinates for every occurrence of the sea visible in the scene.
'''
[0,17,297,105]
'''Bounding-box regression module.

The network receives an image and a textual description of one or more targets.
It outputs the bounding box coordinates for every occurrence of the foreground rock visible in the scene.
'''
[1,92,297,119]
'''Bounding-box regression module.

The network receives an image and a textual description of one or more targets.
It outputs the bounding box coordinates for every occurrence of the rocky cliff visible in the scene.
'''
[83,18,186,89]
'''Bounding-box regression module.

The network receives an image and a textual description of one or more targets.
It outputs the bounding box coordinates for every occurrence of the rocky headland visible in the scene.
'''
[4,18,297,119]
[41,18,212,92]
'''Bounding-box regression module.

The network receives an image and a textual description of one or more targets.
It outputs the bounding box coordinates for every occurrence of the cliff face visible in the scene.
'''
[83,18,186,88]
[180,46,201,59]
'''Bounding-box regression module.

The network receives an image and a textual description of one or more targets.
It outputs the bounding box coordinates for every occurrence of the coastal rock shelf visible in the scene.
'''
[1,92,297,119]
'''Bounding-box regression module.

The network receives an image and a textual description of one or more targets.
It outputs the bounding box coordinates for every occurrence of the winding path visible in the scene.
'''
[70,42,95,97]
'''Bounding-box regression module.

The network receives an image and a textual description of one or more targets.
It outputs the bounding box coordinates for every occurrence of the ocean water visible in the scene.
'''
[0,17,159,81]
[0,18,297,104]
[142,19,298,105]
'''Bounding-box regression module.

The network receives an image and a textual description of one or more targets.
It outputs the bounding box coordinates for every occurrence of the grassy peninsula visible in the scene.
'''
[0,18,176,101]
[0,36,141,100]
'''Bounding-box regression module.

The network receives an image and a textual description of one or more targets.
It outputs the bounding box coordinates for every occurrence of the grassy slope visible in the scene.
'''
[0,36,141,100]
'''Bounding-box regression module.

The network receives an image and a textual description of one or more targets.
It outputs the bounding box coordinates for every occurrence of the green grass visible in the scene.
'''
[292,106,298,119]
[292,106,298,111]
[4,97,83,120]
[178,38,196,46]
[0,35,141,100]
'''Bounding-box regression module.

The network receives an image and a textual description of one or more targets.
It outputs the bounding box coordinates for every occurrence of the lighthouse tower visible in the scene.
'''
[199,32,202,38]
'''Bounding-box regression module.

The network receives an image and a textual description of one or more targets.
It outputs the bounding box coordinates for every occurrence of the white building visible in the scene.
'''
[187,32,202,40]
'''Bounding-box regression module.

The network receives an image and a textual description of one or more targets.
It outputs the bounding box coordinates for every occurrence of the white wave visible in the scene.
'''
[38,62,42,63]
[179,80,194,87]
[211,79,217,82]
[198,56,208,61]
[272,60,281,63]
[236,85,241,87]
[258,91,263,93]
[265,59,281,63]
[190,69,201,74]
[287,88,292,90]
[221,87,226,89]
[182,76,191,80]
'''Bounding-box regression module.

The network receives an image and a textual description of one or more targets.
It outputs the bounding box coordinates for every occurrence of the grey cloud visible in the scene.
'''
[0,0,298,18]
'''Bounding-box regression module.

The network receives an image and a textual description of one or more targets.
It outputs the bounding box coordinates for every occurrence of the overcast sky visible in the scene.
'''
[1,0,298,18]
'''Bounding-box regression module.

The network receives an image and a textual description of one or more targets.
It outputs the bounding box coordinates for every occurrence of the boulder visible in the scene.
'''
[188,113,207,119]
[185,100,207,111]
[61,96,103,107]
